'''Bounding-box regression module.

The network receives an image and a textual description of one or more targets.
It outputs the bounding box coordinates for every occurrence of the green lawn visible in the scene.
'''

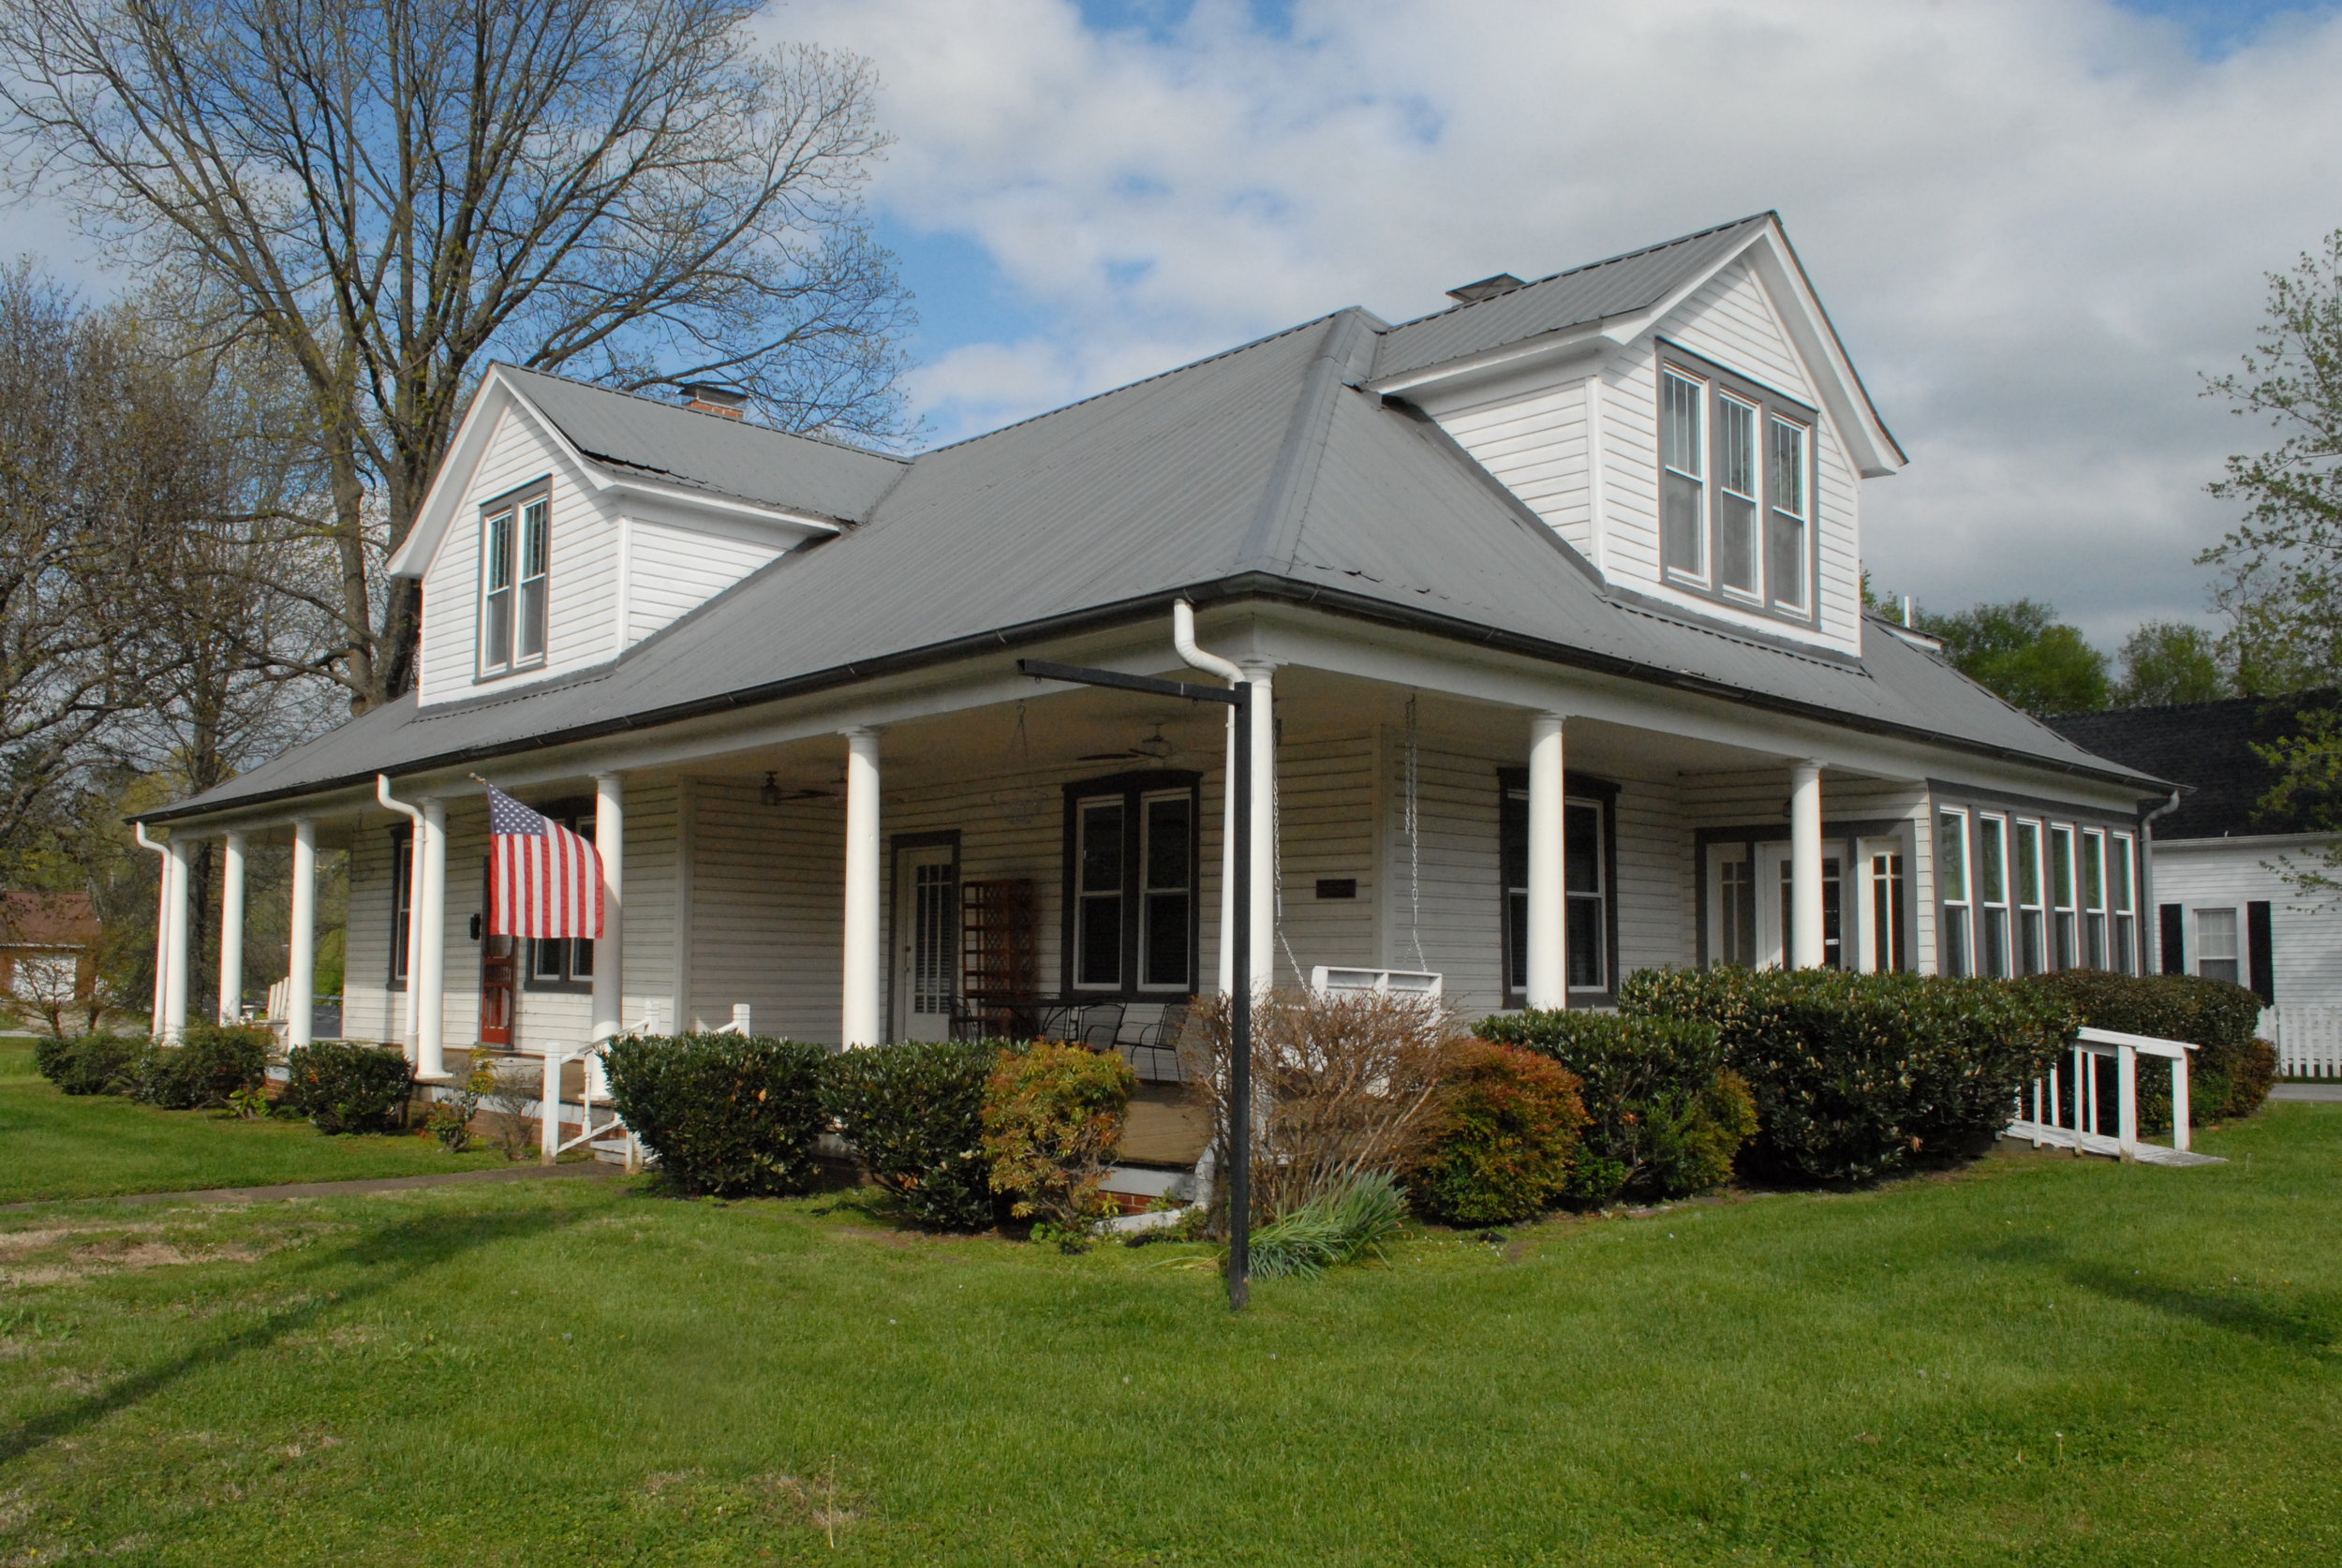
[2,1094,2338,1564]
[0,1041,508,1204]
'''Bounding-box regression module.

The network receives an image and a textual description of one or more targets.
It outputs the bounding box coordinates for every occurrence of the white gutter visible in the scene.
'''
[135,821,172,1032]
[377,777,427,1054]
[1173,599,1244,684]
[1175,599,1247,999]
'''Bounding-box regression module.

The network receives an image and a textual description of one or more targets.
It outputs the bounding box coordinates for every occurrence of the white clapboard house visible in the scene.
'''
[138,213,2173,1128]
[2051,694,2342,1076]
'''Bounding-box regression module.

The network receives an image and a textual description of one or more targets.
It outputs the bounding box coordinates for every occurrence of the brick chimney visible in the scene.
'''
[681,383,748,420]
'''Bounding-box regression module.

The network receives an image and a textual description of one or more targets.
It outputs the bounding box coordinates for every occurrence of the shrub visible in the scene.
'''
[426,1053,497,1152]
[36,1032,144,1096]
[600,1034,830,1197]
[282,1041,415,1134]
[1622,968,2072,1186]
[1178,990,1467,1222]
[1247,1172,1408,1280]
[1403,1041,1586,1225]
[982,1042,1136,1244]
[131,1024,273,1110]
[1475,1010,1755,1204]
[821,1039,1005,1230]
[2023,970,2276,1121]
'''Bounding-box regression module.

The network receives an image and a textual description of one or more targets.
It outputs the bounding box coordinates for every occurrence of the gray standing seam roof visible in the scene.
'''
[1371,213,1775,382]
[499,364,905,522]
[151,226,2161,822]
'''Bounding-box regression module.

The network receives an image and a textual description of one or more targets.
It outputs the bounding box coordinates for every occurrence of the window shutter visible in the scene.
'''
[2247,900,2275,1004]
[2158,903,2185,975]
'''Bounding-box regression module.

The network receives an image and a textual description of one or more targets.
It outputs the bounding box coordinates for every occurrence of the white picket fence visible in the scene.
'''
[2261,1005,2342,1079]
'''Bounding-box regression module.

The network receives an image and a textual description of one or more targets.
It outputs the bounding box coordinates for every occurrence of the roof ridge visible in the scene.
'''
[1377,211,1776,337]
[1233,311,1380,573]
[494,362,910,465]
[906,309,1375,460]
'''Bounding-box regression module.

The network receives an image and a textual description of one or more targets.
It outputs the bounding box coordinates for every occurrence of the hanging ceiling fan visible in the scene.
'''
[1078,723,1177,762]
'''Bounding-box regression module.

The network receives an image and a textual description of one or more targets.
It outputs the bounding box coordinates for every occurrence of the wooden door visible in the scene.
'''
[479,857,515,1045]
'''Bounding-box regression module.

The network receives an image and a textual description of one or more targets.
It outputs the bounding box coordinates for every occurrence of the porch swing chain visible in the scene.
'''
[1404,694,1426,971]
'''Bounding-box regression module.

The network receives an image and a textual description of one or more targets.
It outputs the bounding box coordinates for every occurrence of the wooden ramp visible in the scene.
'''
[2005,1118,2226,1167]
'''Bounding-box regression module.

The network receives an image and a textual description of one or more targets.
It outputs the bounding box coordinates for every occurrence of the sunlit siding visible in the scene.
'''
[625,518,786,649]
[1431,378,1594,556]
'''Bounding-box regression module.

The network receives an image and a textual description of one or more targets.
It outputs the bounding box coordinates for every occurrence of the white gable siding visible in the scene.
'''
[625,518,787,649]
[1430,380,1595,557]
[416,404,621,708]
[1661,262,1816,406]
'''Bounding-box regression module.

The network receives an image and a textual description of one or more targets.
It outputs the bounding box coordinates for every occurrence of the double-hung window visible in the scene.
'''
[1977,815,2011,978]
[2195,908,2241,984]
[1064,774,1198,995]
[2050,825,2078,969]
[2111,833,2137,971]
[2014,821,2046,976]
[480,486,551,677]
[2082,831,2109,969]
[1655,347,1818,622]
[1936,809,1972,977]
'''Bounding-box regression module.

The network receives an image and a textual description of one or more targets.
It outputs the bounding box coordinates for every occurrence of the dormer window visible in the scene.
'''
[480,484,550,677]
[1656,347,1816,623]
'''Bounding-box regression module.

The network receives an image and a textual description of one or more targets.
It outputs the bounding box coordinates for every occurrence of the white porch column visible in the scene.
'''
[161,836,192,1043]
[287,820,317,1048]
[591,772,626,1043]
[137,824,170,1031]
[1526,712,1568,1009]
[1242,663,1277,993]
[1789,760,1825,969]
[841,729,882,1046]
[415,798,449,1078]
[216,831,247,1025]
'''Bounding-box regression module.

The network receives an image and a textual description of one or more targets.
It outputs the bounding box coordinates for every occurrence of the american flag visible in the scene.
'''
[484,785,603,939]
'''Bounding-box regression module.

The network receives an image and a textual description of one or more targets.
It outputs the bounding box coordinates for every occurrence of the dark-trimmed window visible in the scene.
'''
[525,802,595,989]
[389,826,413,985]
[1657,343,1816,623]
[1062,771,1200,996]
[1499,770,1619,1003]
[479,481,551,677]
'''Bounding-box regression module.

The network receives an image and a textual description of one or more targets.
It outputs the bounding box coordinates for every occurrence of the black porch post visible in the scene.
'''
[1228,681,1253,1310]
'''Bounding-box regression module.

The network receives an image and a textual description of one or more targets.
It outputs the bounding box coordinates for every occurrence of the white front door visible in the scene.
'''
[892,844,958,1043]
[1710,842,1845,969]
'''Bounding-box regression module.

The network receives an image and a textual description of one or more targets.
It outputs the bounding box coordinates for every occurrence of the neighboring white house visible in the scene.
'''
[135,213,2172,1148]
[2050,695,2342,1073]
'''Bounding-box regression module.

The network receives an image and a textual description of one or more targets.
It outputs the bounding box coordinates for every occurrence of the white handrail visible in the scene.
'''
[2008,1026,2212,1164]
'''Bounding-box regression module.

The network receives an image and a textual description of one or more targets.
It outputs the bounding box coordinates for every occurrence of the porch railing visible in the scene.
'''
[2006,1026,2222,1166]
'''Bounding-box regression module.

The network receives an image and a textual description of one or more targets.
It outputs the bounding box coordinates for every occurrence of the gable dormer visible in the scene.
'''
[1368,214,1903,658]
[391,365,904,708]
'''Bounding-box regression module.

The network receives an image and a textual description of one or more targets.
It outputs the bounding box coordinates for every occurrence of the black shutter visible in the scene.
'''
[2159,904,2186,975]
[2247,900,2275,1004]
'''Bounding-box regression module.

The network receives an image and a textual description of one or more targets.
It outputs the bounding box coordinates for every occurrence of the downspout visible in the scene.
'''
[378,776,426,1057]
[2142,789,2183,976]
[1175,600,1246,996]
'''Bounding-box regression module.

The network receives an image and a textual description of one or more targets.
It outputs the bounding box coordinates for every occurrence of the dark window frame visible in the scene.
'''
[1653,340,1822,629]
[1691,819,1915,974]
[1498,768,1622,1006]
[387,826,413,990]
[1930,791,2144,977]
[519,795,596,994]
[884,830,962,1043]
[1058,770,1202,1000]
[476,475,553,684]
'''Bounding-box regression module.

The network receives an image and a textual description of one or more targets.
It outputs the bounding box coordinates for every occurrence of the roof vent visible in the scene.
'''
[1445,273,1526,303]
[681,383,748,420]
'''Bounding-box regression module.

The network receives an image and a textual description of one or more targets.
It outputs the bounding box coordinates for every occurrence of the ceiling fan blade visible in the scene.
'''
[1077,749,1143,761]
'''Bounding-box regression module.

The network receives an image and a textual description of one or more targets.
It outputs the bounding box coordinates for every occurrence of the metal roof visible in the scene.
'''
[501,365,906,522]
[1371,213,1775,382]
[154,300,2163,821]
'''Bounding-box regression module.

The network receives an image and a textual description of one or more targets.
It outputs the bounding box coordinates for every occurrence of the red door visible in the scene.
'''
[480,858,514,1045]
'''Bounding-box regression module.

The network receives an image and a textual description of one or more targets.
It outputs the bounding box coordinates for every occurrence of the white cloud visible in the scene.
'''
[777,0,2342,643]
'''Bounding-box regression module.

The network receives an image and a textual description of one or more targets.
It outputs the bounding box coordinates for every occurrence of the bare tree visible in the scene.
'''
[0,0,912,710]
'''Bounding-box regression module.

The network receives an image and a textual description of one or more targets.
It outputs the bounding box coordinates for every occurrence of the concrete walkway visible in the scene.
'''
[2272,1082,2342,1102]
[2,1161,622,1213]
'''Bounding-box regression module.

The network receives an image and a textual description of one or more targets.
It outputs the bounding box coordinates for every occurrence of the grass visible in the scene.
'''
[1,1087,2339,1564]
[0,1042,509,1204]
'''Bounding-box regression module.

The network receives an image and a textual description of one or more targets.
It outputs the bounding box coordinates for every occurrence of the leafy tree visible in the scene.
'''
[2113,621,2231,706]
[0,0,911,710]
[1916,599,2110,716]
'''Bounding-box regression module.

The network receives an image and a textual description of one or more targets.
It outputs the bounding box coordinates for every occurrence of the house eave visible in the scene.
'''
[137,575,2167,827]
